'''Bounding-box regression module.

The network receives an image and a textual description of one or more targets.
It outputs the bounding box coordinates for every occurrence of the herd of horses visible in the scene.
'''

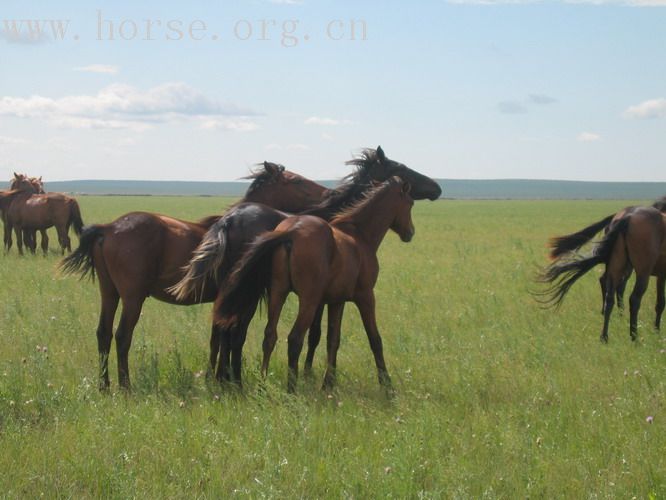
[59,147,441,392]
[4,146,664,393]
[0,173,84,255]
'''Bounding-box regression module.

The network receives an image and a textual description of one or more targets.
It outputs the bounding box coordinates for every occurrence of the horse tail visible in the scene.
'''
[68,199,84,236]
[216,230,294,328]
[548,214,615,260]
[59,225,104,281]
[537,217,630,307]
[168,217,231,301]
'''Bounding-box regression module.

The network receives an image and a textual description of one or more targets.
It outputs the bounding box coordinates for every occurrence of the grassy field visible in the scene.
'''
[0,196,664,498]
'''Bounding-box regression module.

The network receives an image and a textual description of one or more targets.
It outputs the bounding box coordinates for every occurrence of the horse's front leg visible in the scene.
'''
[355,292,392,391]
[304,303,325,376]
[322,302,344,391]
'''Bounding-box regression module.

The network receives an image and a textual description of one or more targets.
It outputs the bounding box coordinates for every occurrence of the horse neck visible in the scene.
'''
[335,190,397,251]
[301,182,371,220]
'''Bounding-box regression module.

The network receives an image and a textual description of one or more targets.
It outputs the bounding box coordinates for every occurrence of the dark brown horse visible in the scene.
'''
[7,174,49,254]
[548,197,666,324]
[4,173,84,255]
[539,206,666,342]
[171,146,442,385]
[60,162,331,390]
[218,177,415,392]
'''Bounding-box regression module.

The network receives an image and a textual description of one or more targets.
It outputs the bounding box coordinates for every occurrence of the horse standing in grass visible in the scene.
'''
[171,146,442,386]
[7,174,49,254]
[60,163,331,390]
[4,173,84,255]
[1,174,39,251]
[217,177,415,393]
[547,196,666,326]
[539,206,666,342]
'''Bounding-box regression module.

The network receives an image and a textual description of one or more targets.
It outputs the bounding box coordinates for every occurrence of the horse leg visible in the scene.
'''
[628,274,649,341]
[600,273,615,343]
[4,222,12,253]
[261,287,289,379]
[599,273,607,315]
[286,299,320,393]
[97,287,119,391]
[355,292,392,389]
[616,264,632,311]
[230,301,259,386]
[56,225,70,255]
[23,230,35,254]
[14,226,24,256]
[208,322,222,380]
[40,229,49,256]
[656,276,666,330]
[304,303,325,375]
[115,296,145,390]
[322,302,345,391]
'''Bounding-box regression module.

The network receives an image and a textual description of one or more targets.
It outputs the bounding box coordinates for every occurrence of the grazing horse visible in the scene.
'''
[60,162,330,390]
[171,146,442,385]
[4,173,84,255]
[217,177,415,393]
[539,206,666,342]
[547,197,666,324]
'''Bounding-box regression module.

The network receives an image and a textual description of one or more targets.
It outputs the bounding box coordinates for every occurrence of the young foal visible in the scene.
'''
[218,177,415,392]
[61,163,329,390]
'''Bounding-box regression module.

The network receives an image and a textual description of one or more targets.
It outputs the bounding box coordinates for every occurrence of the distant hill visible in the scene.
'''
[44,179,666,200]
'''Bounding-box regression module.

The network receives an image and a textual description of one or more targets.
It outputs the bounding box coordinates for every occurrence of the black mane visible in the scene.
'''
[243,162,285,197]
[299,149,380,219]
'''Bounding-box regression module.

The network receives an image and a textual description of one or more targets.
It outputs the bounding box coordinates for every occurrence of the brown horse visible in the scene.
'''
[1,174,42,251]
[218,177,415,393]
[60,162,331,390]
[171,146,442,386]
[539,206,666,342]
[7,174,49,254]
[4,173,84,255]
[547,197,666,324]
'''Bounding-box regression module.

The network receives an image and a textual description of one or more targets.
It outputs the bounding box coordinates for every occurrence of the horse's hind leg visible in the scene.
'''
[601,274,615,343]
[629,274,649,341]
[286,299,321,393]
[616,264,632,310]
[229,300,260,386]
[655,275,665,330]
[322,302,344,391]
[40,229,49,256]
[208,322,222,380]
[599,273,606,315]
[97,286,119,391]
[14,226,24,256]
[262,287,289,379]
[304,303,325,375]
[115,296,145,389]
[56,225,70,254]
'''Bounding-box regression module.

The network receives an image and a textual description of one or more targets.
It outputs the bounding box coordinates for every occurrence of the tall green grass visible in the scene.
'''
[0,197,664,497]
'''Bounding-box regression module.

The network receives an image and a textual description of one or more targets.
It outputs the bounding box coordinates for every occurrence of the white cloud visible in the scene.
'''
[200,119,259,132]
[304,116,350,126]
[0,135,28,145]
[624,98,666,119]
[0,82,257,131]
[74,64,119,75]
[321,133,334,141]
[577,131,602,142]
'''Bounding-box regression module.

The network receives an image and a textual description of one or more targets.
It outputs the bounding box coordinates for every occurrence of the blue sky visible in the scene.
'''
[1,0,665,182]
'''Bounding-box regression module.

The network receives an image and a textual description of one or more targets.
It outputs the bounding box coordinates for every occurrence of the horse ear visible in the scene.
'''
[376,146,385,162]
[402,181,411,194]
[38,176,42,182]
[14,172,19,179]
[263,162,277,176]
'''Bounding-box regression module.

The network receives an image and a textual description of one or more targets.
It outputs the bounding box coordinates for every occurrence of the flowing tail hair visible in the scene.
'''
[68,199,84,236]
[548,214,615,260]
[215,231,294,329]
[59,225,104,280]
[537,217,629,307]
[168,217,231,301]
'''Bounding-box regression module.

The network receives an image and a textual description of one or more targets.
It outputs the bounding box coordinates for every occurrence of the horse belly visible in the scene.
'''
[20,204,53,228]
